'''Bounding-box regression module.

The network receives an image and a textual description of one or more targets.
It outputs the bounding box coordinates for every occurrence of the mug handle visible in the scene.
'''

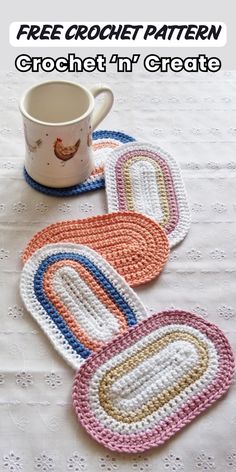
[90,84,114,131]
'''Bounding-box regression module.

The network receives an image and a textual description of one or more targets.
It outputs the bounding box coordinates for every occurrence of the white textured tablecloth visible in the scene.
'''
[0,68,236,472]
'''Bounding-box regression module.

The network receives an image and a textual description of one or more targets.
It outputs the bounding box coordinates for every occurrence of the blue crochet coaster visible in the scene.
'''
[23,130,135,197]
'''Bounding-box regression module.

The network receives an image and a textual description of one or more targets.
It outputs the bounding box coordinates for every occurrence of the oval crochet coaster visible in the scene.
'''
[20,243,147,369]
[24,130,135,197]
[105,142,191,248]
[73,310,234,453]
[22,212,169,287]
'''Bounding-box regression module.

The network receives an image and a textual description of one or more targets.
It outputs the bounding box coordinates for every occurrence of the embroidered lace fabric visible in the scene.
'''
[0,68,236,470]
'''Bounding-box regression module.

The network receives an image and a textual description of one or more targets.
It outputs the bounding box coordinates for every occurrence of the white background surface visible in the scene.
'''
[0,67,236,471]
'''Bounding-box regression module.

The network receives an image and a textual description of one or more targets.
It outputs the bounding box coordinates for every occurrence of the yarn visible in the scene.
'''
[105,142,191,247]
[20,243,147,369]
[72,310,235,453]
[22,211,169,287]
[24,130,135,197]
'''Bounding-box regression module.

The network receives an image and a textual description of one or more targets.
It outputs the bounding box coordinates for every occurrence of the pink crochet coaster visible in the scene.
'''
[73,310,234,453]
[105,142,191,248]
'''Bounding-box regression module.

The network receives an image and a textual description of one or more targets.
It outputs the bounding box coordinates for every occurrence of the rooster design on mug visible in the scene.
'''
[87,132,92,147]
[54,138,81,161]
[24,124,42,153]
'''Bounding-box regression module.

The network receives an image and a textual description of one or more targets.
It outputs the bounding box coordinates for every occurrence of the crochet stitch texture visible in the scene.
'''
[20,243,147,369]
[24,130,135,197]
[22,211,169,287]
[73,310,235,453]
[105,141,191,247]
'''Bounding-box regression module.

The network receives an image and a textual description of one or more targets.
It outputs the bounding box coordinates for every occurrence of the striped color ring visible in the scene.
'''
[73,310,235,453]
[24,130,135,197]
[20,243,147,369]
[105,142,191,248]
[22,212,170,287]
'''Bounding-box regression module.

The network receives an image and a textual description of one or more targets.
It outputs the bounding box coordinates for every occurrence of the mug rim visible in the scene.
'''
[19,80,94,127]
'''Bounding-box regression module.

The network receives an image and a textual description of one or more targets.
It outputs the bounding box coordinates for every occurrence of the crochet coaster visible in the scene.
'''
[24,130,135,197]
[105,142,191,248]
[22,212,169,287]
[73,310,234,453]
[20,243,147,369]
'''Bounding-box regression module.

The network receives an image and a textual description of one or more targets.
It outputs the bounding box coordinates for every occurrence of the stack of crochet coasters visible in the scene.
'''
[105,141,191,247]
[24,129,191,248]
[24,130,135,197]
[20,242,235,452]
[20,135,234,453]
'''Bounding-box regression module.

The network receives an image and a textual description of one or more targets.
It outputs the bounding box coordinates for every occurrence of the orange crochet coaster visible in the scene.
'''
[22,212,169,287]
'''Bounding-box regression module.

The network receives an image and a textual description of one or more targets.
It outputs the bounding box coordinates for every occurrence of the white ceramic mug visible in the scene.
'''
[20,80,114,187]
